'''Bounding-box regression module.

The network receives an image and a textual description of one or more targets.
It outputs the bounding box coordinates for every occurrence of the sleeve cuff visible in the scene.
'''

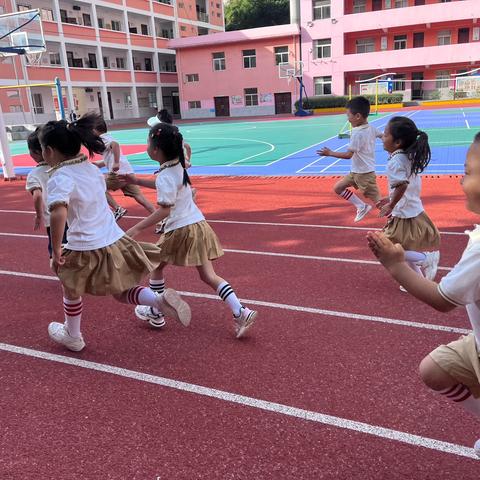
[48,201,68,212]
[437,284,465,307]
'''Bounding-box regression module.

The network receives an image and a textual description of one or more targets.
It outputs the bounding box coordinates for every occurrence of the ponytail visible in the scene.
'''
[39,112,106,159]
[388,116,431,176]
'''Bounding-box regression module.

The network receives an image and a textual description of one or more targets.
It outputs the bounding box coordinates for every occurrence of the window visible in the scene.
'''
[314,76,332,95]
[116,57,125,69]
[10,105,22,113]
[111,20,121,31]
[60,9,68,23]
[274,46,289,65]
[66,51,74,68]
[413,32,424,48]
[392,74,406,91]
[124,94,133,109]
[436,70,450,89]
[103,56,109,68]
[353,0,366,13]
[40,8,54,22]
[198,27,209,35]
[314,39,331,59]
[82,13,91,27]
[313,0,330,20]
[188,101,201,109]
[458,28,470,44]
[31,93,44,114]
[212,52,225,71]
[243,49,256,68]
[17,5,31,12]
[144,58,152,71]
[148,92,157,108]
[438,30,451,46]
[414,0,425,4]
[49,52,61,65]
[244,88,258,106]
[186,73,199,82]
[141,24,149,35]
[372,0,382,10]
[98,18,104,28]
[88,53,97,69]
[356,38,375,53]
[393,35,407,50]
[394,0,408,7]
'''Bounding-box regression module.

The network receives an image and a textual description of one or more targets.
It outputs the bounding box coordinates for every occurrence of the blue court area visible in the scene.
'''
[5,106,480,177]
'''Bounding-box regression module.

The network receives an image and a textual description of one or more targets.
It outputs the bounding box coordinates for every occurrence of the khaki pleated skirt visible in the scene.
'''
[383,211,440,251]
[158,220,224,266]
[58,235,163,297]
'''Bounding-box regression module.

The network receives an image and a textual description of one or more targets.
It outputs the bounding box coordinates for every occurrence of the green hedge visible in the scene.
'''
[296,94,404,110]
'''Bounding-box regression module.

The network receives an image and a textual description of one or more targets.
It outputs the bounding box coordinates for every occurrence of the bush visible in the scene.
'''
[296,93,404,110]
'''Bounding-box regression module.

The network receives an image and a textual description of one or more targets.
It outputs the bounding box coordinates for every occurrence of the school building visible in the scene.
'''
[0,0,224,125]
[169,0,480,119]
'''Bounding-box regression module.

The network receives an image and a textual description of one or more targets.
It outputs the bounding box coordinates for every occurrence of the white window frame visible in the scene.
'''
[436,70,450,89]
[115,57,125,69]
[40,8,54,22]
[392,74,406,91]
[188,101,201,109]
[124,93,133,109]
[393,35,407,50]
[438,30,451,46]
[314,76,332,95]
[186,73,199,82]
[356,38,375,53]
[313,0,331,20]
[314,38,331,59]
[274,46,289,65]
[242,49,256,69]
[49,52,61,65]
[212,52,226,71]
[394,0,408,7]
[111,20,121,32]
[244,88,259,107]
[353,0,366,13]
[31,93,44,114]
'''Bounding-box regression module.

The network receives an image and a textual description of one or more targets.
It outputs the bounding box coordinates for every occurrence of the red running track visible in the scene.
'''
[0,176,479,478]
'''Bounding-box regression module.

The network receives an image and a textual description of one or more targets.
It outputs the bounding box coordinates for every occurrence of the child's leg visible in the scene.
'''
[132,192,155,214]
[106,191,120,210]
[133,265,167,325]
[334,175,367,209]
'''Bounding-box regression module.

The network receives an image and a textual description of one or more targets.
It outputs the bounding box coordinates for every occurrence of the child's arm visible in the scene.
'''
[110,141,121,172]
[92,160,106,168]
[378,182,408,217]
[31,189,45,230]
[317,147,354,159]
[367,231,456,312]
[126,205,170,238]
[49,204,68,272]
[184,143,192,168]
[117,174,156,189]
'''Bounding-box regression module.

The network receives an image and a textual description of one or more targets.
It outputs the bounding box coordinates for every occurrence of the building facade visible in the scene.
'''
[0,0,224,125]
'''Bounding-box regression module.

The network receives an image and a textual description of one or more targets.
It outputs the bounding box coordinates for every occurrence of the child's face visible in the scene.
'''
[382,124,402,153]
[41,144,61,166]
[29,148,43,163]
[461,141,480,214]
[146,137,165,164]
[346,108,366,127]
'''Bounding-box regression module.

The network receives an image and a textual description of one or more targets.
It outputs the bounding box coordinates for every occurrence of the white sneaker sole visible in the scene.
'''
[134,306,166,328]
[48,322,85,352]
[157,289,191,327]
[236,310,258,339]
[354,205,372,223]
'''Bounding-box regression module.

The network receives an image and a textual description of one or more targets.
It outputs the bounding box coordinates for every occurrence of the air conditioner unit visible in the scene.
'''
[85,88,93,92]
[73,5,81,10]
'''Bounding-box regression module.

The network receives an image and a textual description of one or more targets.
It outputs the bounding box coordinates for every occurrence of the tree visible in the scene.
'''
[225,0,290,31]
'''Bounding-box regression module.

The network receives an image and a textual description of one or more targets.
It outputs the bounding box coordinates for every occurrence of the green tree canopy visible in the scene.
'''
[225,0,290,31]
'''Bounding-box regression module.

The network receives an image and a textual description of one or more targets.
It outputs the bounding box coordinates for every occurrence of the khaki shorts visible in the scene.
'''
[430,334,480,398]
[343,172,380,201]
[105,173,141,197]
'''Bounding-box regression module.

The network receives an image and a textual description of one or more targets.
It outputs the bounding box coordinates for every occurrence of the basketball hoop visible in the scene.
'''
[25,50,43,66]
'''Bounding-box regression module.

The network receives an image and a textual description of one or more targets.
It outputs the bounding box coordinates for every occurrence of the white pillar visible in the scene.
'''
[156,85,164,111]
[131,86,140,118]
[100,86,110,119]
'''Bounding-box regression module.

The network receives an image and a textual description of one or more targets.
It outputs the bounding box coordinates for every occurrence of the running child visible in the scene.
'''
[377,116,440,285]
[93,119,155,220]
[124,123,257,338]
[25,128,67,257]
[40,113,190,352]
[366,131,480,456]
[317,96,382,222]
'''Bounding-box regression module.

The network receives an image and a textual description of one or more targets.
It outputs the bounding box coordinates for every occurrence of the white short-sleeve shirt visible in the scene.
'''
[438,226,480,347]
[100,133,134,174]
[47,157,124,250]
[155,160,204,233]
[26,163,50,227]
[348,124,382,173]
[386,150,424,218]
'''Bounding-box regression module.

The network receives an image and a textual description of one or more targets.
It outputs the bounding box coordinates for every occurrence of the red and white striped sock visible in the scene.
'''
[339,189,365,209]
[440,384,480,417]
[123,286,158,307]
[149,279,165,315]
[63,297,82,338]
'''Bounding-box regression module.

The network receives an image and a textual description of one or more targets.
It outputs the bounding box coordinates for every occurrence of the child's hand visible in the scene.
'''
[317,147,333,157]
[51,249,65,274]
[34,214,43,231]
[117,174,136,185]
[379,203,393,217]
[112,163,120,173]
[367,231,405,268]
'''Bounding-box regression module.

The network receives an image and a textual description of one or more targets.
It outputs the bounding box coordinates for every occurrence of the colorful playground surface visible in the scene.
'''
[6,106,480,177]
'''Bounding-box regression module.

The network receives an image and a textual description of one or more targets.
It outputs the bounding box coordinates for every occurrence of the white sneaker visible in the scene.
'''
[474,438,480,458]
[156,289,191,327]
[135,305,166,328]
[114,207,127,221]
[354,204,372,223]
[421,251,440,281]
[48,322,85,352]
[234,307,257,339]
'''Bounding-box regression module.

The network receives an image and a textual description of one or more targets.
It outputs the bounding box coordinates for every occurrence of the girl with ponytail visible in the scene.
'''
[125,123,258,338]
[376,116,441,287]
[40,113,190,352]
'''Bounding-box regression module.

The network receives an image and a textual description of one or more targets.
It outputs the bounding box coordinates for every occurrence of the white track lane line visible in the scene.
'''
[0,269,470,335]
[0,341,476,460]
[0,232,454,273]
[0,210,468,237]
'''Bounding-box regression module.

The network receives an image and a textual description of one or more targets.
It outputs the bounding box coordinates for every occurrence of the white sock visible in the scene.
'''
[440,384,480,417]
[149,279,165,314]
[63,297,82,337]
[217,281,242,317]
[124,286,158,307]
[405,251,426,264]
[339,189,365,209]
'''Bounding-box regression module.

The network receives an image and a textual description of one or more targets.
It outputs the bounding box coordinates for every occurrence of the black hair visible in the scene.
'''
[38,112,106,159]
[157,109,173,124]
[346,96,371,118]
[96,117,108,134]
[474,131,480,143]
[388,116,431,175]
[149,123,191,186]
[27,128,41,153]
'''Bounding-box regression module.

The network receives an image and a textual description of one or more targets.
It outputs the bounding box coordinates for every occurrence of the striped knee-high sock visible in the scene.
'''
[149,279,165,314]
[339,189,365,209]
[440,384,480,417]
[63,297,82,338]
[217,281,242,317]
[122,286,158,307]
